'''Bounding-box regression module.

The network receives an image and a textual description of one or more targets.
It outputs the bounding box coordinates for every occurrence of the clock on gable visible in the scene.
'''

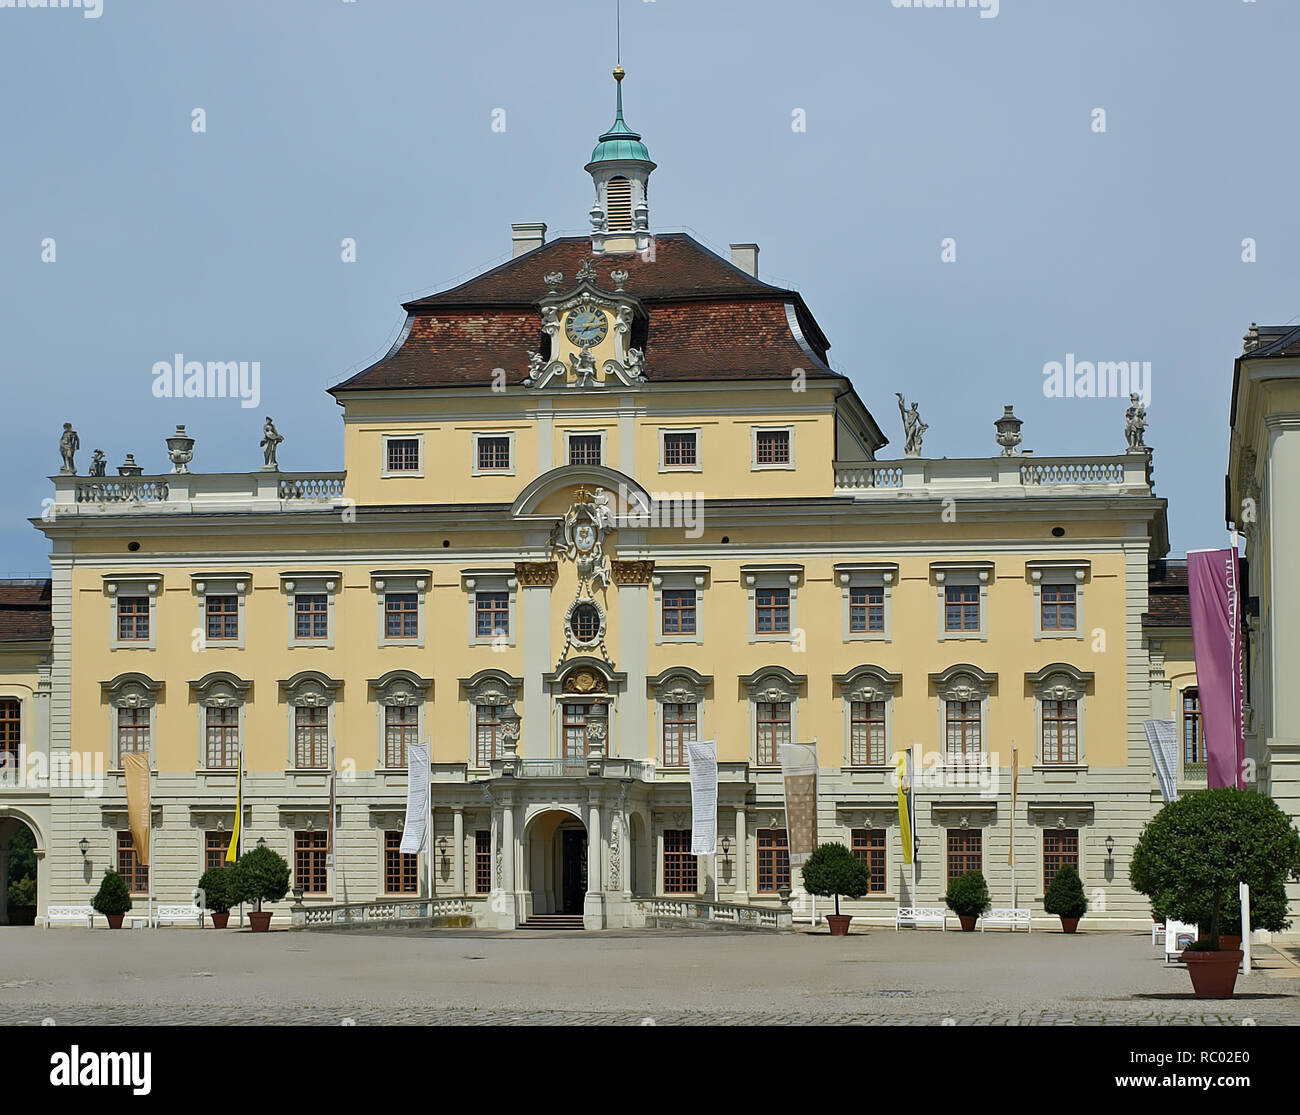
[565,307,609,348]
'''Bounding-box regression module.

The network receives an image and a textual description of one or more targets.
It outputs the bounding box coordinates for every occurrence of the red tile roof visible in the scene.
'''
[0,580,52,644]
[1143,559,1190,629]
[331,234,841,393]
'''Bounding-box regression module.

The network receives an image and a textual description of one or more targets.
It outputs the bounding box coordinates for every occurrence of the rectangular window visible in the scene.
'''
[205,595,239,641]
[663,829,698,894]
[475,592,510,639]
[851,829,887,894]
[476,435,512,472]
[755,587,790,634]
[117,596,150,642]
[661,702,697,767]
[1183,689,1203,764]
[385,438,421,473]
[205,830,229,873]
[475,830,491,894]
[384,593,419,640]
[295,830,329,894]
[662,431,698,467]
[385,705,417,770]
[755,428,791,465]
[756,701,791,766]
[117,830,149,895]
[944,585,980,632]
[384,830,418,894]
[475,704,503,767]
[661,588,697,635]
[1041,584,1077,632]
[568,434,603,466]
[294,594,329,640]
[849,585,885,634]
[947,828,982,883]
[946,700,981,763]
[205,706,239,770]
[117,706,150,763]
[1043,828,1079,892]
[0,698,17,771]
[757,829,791,894]
[562,703,591,759]
[1041,699,1079,765]
[294,705,329,769]
[849,701,886,766]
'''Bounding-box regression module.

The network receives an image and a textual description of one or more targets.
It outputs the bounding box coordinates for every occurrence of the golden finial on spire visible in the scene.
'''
[613,65,625,82]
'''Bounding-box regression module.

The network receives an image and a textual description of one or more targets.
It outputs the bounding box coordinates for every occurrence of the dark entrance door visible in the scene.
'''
[561,829,588,914]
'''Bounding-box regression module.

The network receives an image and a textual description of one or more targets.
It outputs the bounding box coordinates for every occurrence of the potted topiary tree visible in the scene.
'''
[1044,863,1088,933]
[801,842,873,936]
[228,845,290,932]
[197,865,234,928]
[91,869,132,929]
[945,869,991,931]
[1131,787,1300,998]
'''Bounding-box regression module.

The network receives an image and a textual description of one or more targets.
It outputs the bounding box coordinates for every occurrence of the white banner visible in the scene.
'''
[400,742,430,856]
[780,742,819,868]
[686,739,718,856]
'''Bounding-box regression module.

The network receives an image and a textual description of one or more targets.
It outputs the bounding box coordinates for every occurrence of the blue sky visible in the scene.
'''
[1,0,1296,569]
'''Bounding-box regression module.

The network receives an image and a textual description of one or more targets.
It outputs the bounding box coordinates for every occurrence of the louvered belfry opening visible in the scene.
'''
[605,176,633,232]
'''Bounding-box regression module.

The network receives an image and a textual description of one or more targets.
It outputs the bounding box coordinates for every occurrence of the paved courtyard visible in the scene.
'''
[1,925,1297,1025]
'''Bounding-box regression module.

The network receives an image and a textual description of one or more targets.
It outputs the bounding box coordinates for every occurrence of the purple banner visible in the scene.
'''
[1187,549,1245,789]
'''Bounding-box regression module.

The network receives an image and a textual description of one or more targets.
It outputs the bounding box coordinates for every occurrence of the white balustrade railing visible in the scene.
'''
[835,454,1147,496]
[637,898,790,931]
[295,897,472,928]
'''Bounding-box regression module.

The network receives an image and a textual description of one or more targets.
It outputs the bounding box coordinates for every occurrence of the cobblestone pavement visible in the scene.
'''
[2,926,1296,1026]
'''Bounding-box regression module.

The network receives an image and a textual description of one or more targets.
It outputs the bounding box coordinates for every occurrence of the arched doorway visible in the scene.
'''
[0,815,39,926]
[524,809,587,916]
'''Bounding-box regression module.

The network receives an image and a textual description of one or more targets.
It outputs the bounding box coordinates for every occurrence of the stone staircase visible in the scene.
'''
[518,914,586,931]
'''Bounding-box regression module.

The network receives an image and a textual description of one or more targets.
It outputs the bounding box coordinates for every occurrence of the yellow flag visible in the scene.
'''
[897,747,914,866]
[225,749,242,863]
[123,752,150,866]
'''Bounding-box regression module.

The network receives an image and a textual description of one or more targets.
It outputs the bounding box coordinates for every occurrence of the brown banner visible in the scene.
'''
[123,752,150,866]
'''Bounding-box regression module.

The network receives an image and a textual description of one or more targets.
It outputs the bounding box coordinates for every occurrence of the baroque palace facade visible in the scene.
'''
[2,70,1198,929]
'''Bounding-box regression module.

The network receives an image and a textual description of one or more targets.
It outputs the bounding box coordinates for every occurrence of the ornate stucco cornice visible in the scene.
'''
[513,561,558,587]
[611,559,654,585]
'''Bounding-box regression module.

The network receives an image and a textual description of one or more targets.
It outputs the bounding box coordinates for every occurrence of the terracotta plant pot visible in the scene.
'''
[1059,917,1080,934]
[826,914,853,936]
[247,911,272,933]
[1181,949,1243,999]
[958,915,977,932]
[1220,935,1242,951]
[210,912,230,929]
[105,914,124,929]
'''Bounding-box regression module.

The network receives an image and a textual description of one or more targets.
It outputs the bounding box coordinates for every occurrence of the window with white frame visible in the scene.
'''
[189,672,252,771]
[931,666,996,768]
[1027,561,1089,640]
[105,574,161,651]
[566,431,604,466]
[836,563,896,642]
[931,563,994,642]
[281,573,339,648]
[461,570,517,647]
[369,670,432,771]
[659,428,701,472]
[742,669,803,767]
[382,434,423,476]
[648,669,709,768]
[473,432,515,475]
[371,571,430,648]
[192,575,250,650]
[751,425,794,469]
[460,671,521,769]
[742,565,803,644]
[102,673,163,768]
[834,666,900,767]
[652,567,708,645]
[279,672,341,771]
[1027,664,1092,767]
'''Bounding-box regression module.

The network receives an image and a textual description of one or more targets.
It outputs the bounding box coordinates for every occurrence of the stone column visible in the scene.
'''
[493,796,518,929]
[585,792,605,929]
[734,808,749,904]
[452,807,465,896]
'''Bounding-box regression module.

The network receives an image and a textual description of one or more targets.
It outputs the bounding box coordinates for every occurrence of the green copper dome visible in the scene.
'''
[588,67,652,165]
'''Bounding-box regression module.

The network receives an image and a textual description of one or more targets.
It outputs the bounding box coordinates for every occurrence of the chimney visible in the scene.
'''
[730,243,759,277]
[512,222,547,258]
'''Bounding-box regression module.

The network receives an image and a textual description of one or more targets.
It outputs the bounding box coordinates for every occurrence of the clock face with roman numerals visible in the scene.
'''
[565,307,609,348]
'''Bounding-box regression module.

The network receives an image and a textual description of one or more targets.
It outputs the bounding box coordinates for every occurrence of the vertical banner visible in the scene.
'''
[1007,746,1018,866]
[326,769,337,866]
[225,743,242,864]
[1188,549,1246,788]
[896,747,915,866]
[780,742,819,867]
[400,742,430,855]
[124,752,150,866]
[686,739,718,855]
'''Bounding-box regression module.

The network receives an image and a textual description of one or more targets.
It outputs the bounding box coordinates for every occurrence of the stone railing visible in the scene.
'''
[495,756,655,781]
[518,759,592,778]
[293,897,472,929]
[834,454,1149,497]
[1182,761,1208,784]
[51,471,348,515]
[636,898,792,932]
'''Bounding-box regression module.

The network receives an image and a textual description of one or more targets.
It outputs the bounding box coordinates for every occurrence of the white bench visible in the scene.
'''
[978,908,1032,933]
[42,905,95,929]
[153,904,204,927]
[1151,921,1165,947]
[895,906,947,931]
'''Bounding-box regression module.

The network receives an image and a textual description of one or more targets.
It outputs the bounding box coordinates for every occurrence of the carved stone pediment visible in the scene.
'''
[514,561,558,587]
